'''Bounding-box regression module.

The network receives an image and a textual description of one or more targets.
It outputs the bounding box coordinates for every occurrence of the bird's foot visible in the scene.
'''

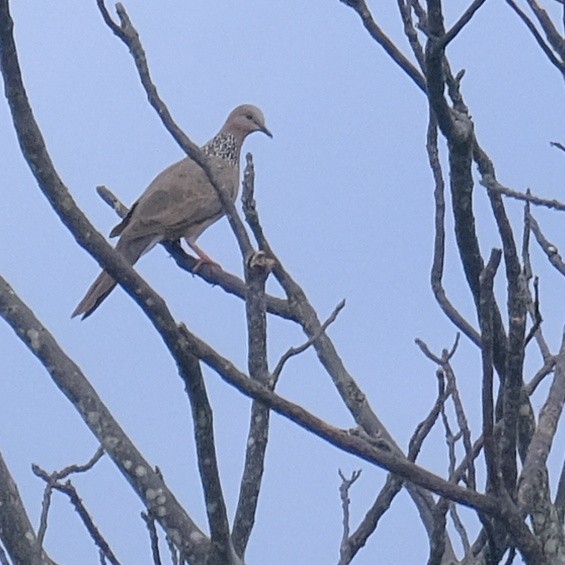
[185,239,222,274]
[192,256,222,274]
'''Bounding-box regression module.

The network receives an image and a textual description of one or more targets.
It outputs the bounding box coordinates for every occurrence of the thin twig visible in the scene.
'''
[408,369,448,461]
[521,196,550,358]
[444,362,476,489]
[54,447,105,480]
[415,335,476,488]
[449,502,471,554]
[440,0,489,48]
[36,476,53,549]
[524,0,564,54]
[32,463,119,565]
[340,0,427,93]
[95,0,128,42]
[504,0,565,73]
[141,512,162,565]
[528,210,565,277]
[440,402,460,482]
[414,333,459,365]
[270,300,346,387]
[166,535,179,565]
[56,481,120,565]
[35,447,105,548]
[338,469,362,563]
[396,0,426,71]
[526,358,556,395]
[96,185,128,218]
[0,546,8,565]
[479,178,565,212]
[524,277,543,347]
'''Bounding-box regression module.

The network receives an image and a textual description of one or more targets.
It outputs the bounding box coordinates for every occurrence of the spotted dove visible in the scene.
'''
[72,104,271,319]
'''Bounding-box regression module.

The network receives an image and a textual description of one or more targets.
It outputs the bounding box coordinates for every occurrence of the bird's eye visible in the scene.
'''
[246,114,253,120]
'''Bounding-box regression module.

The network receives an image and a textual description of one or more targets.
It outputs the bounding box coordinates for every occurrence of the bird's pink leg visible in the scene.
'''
[185,238,222,272]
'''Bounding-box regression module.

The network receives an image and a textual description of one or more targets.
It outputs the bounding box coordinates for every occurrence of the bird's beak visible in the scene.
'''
[260,125,273,138]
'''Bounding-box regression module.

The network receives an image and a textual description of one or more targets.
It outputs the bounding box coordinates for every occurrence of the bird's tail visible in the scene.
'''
[72,235,156,320]
[71,270,117,320]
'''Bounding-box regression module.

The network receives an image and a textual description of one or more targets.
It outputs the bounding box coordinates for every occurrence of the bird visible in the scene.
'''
[72,104,272,319]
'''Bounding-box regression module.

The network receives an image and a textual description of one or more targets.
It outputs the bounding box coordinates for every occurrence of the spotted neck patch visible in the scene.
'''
[203,133,238,166]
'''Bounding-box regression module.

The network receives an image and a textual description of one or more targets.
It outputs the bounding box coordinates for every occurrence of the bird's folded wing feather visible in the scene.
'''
[115,158,226,241]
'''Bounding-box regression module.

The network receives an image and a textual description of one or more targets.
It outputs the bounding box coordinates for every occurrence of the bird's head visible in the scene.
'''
[223,104,272,141]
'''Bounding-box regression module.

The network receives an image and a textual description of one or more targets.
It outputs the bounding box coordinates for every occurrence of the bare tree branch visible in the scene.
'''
[271,299,346,388]
[1,0,445,553]
[177,358,233,564]
[440,0,489,49]
[0,546,9,565]
[479,248,502,493]
[517,332,565,559]
[528,210,565,277]
[504,0,565,74]
[427,114,481,347]
[449,503,471,554]
[340,0,427,93]
[479,178,565,212]
[0,276,210,560]
[0,451,55,565]
[33,463,120,565]
[141,511,162,565]
[555,457,565,524]
[232,182,272,557]
[396,0,426,71]
[524,0,564,55]
[429,497,449,565]
[522,197,552,359]
[337,469,362,565]
[97,1,455,548]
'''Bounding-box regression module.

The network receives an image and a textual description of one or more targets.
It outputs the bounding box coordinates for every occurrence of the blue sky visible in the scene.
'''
[1,1,564,563]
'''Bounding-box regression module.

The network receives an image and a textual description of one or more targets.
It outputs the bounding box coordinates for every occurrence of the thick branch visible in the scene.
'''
[232,206,272,557]
[479,249,502,492]
[0,276,210,562]
[427,113,481,346]
[179,358,233,564]
[475,143,527,493]
[517,333,565,559]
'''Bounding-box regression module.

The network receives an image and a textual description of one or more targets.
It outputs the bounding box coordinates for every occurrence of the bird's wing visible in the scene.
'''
[110,201,138,238]
[119,158,226,241]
